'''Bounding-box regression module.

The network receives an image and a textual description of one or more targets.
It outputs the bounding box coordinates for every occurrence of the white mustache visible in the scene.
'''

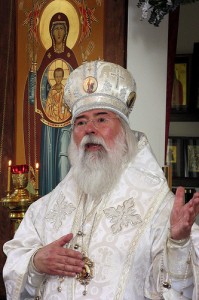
[80,135,110,151]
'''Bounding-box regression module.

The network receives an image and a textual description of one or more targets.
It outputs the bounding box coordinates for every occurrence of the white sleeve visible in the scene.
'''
[3,199,46,300]
[144,192,199,300]
[161,237,193,300]
[26,251,46,297]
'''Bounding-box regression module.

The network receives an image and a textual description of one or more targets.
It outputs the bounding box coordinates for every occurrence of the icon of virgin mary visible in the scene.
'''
[24,7,80,196]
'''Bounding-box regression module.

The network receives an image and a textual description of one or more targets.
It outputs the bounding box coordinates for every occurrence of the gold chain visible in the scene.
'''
[27,13,31,178]
[57,193,109,296]
[27,0,38,175]
[33,0,38,166]
[33,76,37,166]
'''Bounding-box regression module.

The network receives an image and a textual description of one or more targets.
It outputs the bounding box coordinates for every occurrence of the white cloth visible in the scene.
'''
[3,132,199,300]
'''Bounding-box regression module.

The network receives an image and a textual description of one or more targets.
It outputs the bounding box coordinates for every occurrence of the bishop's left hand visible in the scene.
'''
[170,187,199,240]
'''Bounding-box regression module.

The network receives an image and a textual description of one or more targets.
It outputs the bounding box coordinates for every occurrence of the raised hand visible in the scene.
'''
[170,187,199,240]
[33,233,84,277]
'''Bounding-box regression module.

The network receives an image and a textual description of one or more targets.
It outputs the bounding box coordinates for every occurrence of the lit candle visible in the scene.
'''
[7,160,12,193]
[35,163,39,190]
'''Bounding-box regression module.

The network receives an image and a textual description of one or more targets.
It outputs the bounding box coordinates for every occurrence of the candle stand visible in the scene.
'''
[1,164,40,233]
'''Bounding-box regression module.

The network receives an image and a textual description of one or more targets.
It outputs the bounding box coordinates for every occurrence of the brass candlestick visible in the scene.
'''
[1,164,39,233]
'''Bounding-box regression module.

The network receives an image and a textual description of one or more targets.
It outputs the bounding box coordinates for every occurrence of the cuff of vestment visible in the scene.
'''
[167,236,190,247]
[27,249,46,290]
[166,236,192,278]
[28,248,45,276]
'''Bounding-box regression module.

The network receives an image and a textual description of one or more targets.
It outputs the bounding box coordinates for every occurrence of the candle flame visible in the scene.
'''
[8,160,12,166]
[36,163,39,169]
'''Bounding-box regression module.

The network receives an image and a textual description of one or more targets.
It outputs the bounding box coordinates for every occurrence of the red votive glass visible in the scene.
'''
[11,165,29,174]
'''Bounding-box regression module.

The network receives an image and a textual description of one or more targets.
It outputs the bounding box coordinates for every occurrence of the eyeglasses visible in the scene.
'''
[72,116,119,130]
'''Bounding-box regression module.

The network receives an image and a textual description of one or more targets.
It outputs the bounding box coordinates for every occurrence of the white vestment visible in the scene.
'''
[3,132,199,300]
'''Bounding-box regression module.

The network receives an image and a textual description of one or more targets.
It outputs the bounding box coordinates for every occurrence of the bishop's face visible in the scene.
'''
[72,109,123,152]
[69,109,127,197]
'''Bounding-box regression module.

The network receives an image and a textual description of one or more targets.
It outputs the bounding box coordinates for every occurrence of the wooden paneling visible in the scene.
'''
[104,0,128,67]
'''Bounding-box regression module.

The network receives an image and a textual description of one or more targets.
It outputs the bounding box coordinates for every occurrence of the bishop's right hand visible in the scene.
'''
[33,233,84,277]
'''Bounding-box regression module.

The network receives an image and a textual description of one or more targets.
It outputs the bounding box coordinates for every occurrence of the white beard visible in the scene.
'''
[68,130,128,198]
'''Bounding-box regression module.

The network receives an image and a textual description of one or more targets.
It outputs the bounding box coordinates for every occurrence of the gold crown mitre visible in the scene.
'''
[64,60,136,123]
